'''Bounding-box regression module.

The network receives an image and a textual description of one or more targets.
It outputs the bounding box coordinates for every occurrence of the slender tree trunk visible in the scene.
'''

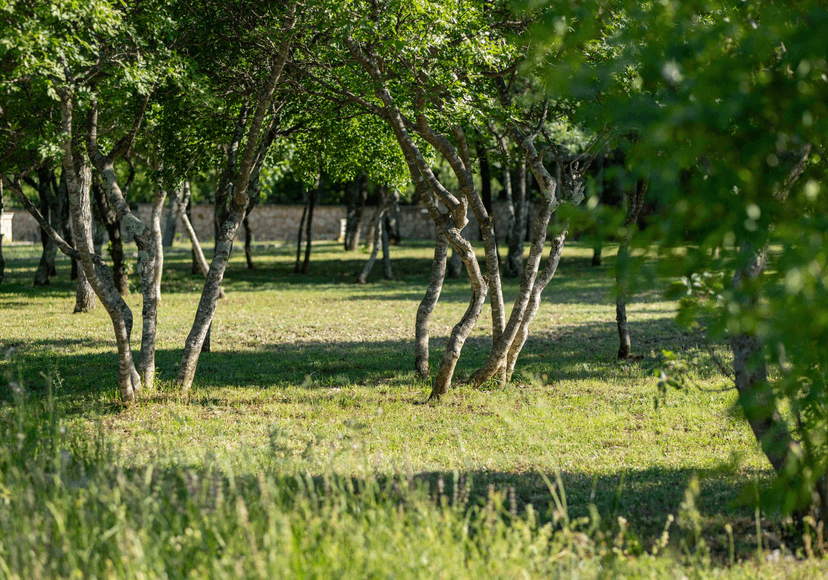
[381,211,393,280]
[300,171,320,274]
[91,176,128,295]
[344,174,368,251]
[0,181,5,285]
[294,199,307,273]
[243,215,255,269]
[357,186,395,283]
[177,6,296,390]
[504,161,527,278]
[505,227,567,381]
[62,98,140,400]
[615,181,647,359]
[592,244,603,266]
[174,181,225,299]
[188,198,199,275]
[33,169,62,286]
[162,191,181,247]
[415,233,448,379]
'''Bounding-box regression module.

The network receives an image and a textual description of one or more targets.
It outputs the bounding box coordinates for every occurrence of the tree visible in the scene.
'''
[294,0,590,398]
[531,0,828,514]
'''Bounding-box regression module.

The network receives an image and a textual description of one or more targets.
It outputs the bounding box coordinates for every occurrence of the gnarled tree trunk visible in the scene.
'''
[344,174,368,251]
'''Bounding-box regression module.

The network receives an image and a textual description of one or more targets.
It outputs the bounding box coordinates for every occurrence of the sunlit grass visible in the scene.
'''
[1,239,823,577]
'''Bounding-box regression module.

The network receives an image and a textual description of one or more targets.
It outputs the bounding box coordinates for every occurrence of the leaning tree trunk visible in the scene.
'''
[616,180,647,360]
[730,246,796,473]
[414,233,448,379]
[177,7,296,390]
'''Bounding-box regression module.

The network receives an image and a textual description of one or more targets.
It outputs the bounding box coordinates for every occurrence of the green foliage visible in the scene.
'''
[529,0,828,512]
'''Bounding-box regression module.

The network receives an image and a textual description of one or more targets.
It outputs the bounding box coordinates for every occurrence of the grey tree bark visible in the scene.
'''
[61,93,141,401]
[414,233,448,379]
[615,180,647,359]
[87,97,164,390]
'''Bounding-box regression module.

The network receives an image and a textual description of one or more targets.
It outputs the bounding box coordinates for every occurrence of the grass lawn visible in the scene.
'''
[1,237,825,578]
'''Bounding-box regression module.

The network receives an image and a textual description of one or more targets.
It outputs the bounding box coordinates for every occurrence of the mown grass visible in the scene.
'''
[1,238,826,578]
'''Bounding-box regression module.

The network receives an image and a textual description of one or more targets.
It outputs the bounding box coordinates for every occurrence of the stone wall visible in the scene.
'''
[4,200,542,244]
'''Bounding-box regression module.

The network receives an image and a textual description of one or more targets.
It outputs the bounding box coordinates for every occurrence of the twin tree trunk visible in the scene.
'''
[343,38,582,400]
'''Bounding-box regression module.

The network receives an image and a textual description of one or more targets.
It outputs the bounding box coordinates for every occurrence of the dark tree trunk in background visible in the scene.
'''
[91,173,129,295]
[0,181,5,285]
[344,174,368,250]
[243,215,255,269]
[357,186,395,283]
[504,161,527,278]
[615,180,647,360]
[301,171,320,274]
[162,190,181,247]
[32,169,63,286]
[295,170,320,274]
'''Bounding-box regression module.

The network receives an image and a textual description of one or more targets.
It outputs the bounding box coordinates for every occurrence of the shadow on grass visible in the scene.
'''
[1,310,716,407]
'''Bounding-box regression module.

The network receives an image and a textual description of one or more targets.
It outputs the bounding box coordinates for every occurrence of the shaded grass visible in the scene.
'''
[1,239,824,576]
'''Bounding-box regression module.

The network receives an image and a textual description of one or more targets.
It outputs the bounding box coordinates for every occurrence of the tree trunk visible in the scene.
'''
[61,97,140,401]
[91,175,128,295]
[504,161,527,278]
[357,186,395,283]
[592,245,603,266]
[505,227,567,381]
[33,169,62,286]
[174,181,225,299]
[294,195,307,274]
[73,261,96,313]
[344,174,368,250]
[415,233,448,379]
[616,180,647,360]
[293,169,322,274]
[0,181,5,285]
[730,247,796,472]
[162,190,182,247]
[243,214,255,269]
[188,198,199,275]
[177,6,296,390]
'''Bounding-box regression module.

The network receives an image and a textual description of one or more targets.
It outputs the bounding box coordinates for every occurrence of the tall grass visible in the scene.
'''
[1,370,825,579]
